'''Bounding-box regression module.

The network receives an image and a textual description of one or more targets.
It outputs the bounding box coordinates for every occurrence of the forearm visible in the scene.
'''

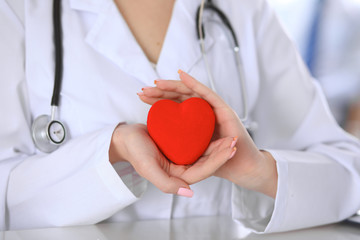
[109,123,149,164]
[109,123,128,165]
[247,150,278,198]
[219,149,278,199]
[7,125,139,229]
[254,151,278,198]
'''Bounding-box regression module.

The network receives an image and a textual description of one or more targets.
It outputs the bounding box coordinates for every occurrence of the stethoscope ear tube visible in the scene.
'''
[196,0,239,47]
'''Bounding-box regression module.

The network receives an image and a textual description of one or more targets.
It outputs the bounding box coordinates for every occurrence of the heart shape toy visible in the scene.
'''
[147,97,215,165]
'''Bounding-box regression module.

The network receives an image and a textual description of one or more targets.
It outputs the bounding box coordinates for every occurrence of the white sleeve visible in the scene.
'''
[231,0,360,233]
[0,1,145,230]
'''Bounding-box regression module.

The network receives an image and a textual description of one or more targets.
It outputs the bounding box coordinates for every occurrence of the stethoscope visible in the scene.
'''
[31,0,66,153]
[31,0,254,153]
[196,0,252,130]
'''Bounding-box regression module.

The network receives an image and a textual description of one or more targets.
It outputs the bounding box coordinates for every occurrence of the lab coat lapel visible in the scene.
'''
[69,0,158,86]
[157,0,214,80]
[69,0,213,84]
[69,0,106,13]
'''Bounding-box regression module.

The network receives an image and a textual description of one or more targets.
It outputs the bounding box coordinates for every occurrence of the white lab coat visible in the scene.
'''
[1,0,360,233]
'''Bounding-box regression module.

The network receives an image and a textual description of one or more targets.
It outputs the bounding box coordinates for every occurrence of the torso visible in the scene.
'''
[10,0,263,227]
[114,0,176,64]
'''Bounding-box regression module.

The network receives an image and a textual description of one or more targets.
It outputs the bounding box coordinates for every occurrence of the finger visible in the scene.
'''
[135,158,194,197]
[138,87,195,105]
[137,94,161,105]
[138,94,187,105]
[180,137,237,185]
[154,80,196,95]
[143,87,182,99]
[203,136,237,156]
[138,92,182,105]
[142,87,190,102]
[178,70,228,109]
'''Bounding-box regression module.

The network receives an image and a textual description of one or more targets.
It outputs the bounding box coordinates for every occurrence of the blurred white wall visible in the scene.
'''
[268,0,360,128]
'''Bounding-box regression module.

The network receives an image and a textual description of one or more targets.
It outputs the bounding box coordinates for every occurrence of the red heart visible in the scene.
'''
[147,97,215,165]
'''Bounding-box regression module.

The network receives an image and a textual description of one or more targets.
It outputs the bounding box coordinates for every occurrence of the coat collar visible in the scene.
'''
[68,0,214,85]
[156,0,214,81]
[69,0,110,13]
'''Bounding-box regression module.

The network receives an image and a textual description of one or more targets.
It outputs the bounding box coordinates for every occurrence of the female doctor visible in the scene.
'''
[1,0,360,233]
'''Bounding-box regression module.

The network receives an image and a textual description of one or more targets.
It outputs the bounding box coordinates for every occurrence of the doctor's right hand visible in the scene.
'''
[109,123,193,197]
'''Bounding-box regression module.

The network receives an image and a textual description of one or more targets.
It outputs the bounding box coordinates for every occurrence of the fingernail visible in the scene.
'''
[137,92,144,96]
[230,137,238,149]
[141,87,152,91]
[177,188,194,198]
[229,147,237,159]
[154,79,166,85]
[178,69,183,74]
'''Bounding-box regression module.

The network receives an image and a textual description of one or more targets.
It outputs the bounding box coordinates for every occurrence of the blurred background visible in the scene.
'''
[267,0,360,138]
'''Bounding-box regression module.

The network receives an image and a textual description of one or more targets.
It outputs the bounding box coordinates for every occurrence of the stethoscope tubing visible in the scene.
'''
[52,0,63,108]
[197,0,250,125]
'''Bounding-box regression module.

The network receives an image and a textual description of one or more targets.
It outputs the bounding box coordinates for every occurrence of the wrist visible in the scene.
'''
[109,123,149,164]
[252,150,278,198]
[109,123,128,164]
[224,149,278,198]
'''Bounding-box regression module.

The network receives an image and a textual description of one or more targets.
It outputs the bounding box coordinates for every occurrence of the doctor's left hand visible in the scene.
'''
[108,123,235,197]
[138,71,278,198]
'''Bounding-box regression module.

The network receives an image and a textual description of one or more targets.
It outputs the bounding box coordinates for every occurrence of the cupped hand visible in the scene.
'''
[138,71,278,198]
[109,123,238,197]
[109,124,191,196]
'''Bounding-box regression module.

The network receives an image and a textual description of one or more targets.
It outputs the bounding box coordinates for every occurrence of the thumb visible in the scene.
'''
[164,176,194,198]
[178,70,227,109]
[138,163,194,198]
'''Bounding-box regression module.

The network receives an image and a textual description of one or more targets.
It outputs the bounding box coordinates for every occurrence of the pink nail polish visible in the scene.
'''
[177,188,194,198]
[229,147,237,159]
[230,137,238,149]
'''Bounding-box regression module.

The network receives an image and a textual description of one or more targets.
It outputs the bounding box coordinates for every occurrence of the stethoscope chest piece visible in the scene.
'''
[32,115,66,153]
